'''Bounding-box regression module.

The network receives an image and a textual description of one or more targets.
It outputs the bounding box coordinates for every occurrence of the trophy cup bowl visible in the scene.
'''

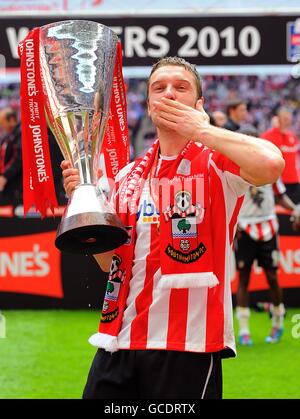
[39,20,128,254]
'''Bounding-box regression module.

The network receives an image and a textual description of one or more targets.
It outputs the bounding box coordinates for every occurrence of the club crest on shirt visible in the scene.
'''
[163,190,205,221]
[101,254,126,323]
[163,190,207,263]
[180,239,190,252]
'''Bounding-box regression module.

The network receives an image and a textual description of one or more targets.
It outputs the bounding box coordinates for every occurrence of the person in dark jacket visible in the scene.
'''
[223,99,248,132]
[0,107,22,205]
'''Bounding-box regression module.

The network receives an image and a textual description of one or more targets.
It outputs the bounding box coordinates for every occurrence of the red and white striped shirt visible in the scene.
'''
[97,146,249,357]
[238,179,286,242]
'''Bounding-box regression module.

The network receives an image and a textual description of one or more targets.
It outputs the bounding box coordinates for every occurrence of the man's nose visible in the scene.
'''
[164,85,175,99]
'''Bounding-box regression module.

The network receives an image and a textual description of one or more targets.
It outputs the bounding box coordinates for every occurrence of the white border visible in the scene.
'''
[0,10,300,18]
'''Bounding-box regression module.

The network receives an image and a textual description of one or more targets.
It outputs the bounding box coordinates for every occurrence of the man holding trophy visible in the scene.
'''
[19,21,284,399]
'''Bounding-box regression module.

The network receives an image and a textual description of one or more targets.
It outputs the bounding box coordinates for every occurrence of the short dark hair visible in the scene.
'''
[147,57,202,99]
[226,99,246,116]
[5,110,17,122]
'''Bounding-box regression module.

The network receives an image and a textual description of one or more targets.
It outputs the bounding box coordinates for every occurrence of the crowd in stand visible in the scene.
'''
[0,74,300,205]
[127,74,300,157]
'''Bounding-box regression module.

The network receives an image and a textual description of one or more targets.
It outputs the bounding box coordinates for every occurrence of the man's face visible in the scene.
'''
[147,65,202,128]
[278,111,292,130]
[212,111,227,127]
[0,112,16,134]
[231,103,247,124]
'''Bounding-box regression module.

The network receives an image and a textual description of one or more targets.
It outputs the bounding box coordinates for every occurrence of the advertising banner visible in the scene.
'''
[0,230,62,298]
[0,15,300,69]
[0,213,105,308]
[0,210,299,307]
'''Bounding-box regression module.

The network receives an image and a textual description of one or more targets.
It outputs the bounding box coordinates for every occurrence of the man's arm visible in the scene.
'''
[275,193,300,230]
[60,160,114,272]
[153,98,285,186]
[197,124,284,186]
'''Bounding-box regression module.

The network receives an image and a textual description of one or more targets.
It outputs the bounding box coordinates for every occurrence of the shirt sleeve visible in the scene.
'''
[209,151,251,197]
[272,177,286,196]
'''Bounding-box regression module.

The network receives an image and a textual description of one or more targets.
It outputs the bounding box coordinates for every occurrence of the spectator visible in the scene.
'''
[223,99,248,131]
[261,107,300,203]
[0,107,22,205]
[212,110,227,127]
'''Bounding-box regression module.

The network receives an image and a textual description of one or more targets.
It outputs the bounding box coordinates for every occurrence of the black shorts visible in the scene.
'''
[235,230,279,272]
[83,349,222,399]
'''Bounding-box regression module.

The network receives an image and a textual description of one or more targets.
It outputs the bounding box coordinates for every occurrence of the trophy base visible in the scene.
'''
[55,211,128,254]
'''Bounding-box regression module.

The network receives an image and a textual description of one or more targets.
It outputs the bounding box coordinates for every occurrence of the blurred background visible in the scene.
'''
[0,0,300,399]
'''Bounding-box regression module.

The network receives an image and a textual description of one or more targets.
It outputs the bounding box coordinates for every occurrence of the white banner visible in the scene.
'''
[0,0,300,13]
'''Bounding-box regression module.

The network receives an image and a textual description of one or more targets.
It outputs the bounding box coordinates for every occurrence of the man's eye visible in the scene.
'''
[178,86,186,90]
[154,86,163,91]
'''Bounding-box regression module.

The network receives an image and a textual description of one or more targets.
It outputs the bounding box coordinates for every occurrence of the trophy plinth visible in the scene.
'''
[55,185,128,254]
[39,20,128,254]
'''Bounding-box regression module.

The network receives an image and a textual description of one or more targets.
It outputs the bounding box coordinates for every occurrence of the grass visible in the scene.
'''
[0,310,98,399]
[0,309,299,399]
[223,308,300,399]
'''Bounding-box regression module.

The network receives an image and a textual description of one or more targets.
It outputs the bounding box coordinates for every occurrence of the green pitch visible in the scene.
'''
[0,309,299,399]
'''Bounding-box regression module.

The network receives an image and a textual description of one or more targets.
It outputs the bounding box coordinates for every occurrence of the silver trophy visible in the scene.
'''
[39,20,128,254]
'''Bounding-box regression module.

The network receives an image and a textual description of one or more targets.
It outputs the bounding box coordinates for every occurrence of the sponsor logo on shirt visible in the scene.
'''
[136,199,160,224]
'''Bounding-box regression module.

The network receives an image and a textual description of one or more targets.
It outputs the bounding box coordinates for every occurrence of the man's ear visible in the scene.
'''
[196,97,205,111]
[147,99,151,117]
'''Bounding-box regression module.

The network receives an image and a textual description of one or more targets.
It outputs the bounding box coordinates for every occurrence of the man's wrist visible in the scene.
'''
[196,124,217,149]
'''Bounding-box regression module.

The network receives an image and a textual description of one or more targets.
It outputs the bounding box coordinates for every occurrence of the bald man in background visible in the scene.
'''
[0,107,22,205]
[212,110,227,128]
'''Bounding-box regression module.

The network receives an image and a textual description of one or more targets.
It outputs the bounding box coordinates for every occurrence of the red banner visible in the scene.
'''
[100,41,130,189]
[0,231,63,298]
[18,28,57,217]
